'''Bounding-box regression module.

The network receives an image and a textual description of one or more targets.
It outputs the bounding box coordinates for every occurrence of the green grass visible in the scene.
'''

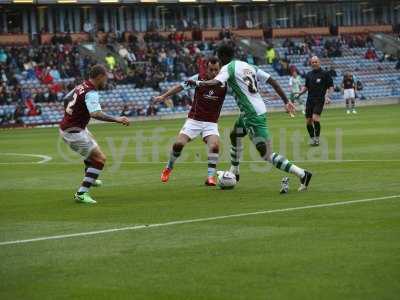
[0,104,399,300]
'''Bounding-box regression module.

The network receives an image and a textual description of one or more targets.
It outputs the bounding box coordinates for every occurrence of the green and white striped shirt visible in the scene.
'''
[215,60,271,117]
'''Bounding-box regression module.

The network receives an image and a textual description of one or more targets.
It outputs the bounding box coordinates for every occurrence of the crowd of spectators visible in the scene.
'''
[264,34,383,77]
[103,30,213,83]
[279,34,377,60]
[0,27,395,125]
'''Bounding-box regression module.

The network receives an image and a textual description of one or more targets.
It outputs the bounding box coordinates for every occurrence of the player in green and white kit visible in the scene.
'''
[289,69,305,115]
[187,44,312,191]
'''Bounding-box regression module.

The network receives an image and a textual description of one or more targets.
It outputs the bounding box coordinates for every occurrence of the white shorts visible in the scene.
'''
[344,89,355,99]
[60,128,98,158]
[179,118,219,140]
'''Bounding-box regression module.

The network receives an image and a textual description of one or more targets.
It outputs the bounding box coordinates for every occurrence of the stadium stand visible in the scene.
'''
[0,28,399,127]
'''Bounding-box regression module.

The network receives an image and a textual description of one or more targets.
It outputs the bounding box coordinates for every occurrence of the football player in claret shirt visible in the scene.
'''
[154,57,227,186]
[59,65,130,204]
[342,72,357,114]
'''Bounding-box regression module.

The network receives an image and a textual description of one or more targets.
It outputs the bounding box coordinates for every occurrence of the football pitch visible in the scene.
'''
[0,104,399,299]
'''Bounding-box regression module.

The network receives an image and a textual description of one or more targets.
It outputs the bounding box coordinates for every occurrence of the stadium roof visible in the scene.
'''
[0,0,369,4]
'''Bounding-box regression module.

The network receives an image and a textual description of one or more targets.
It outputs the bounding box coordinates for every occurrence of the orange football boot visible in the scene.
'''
[205,176,217,186]
[161,167,172,183]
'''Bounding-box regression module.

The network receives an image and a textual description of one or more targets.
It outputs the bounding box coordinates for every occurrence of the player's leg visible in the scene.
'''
[202,121,220,185]
[256,140,312,191]
[161,133,191,182]
[204,134,219,186]
[309,99,325,146]
[85,130,102,187]
[61,128,103,203]
[352,88,357,113]
[305,100,316,145]
[162,119,201,182]
[350,94,357,114]
[344,89,350,114]
[229,116,247,181]
[248,115,312,191]
[346,100,350,114]
[312,111,322,146]
[83,159,102,187]
[75,146,106,204]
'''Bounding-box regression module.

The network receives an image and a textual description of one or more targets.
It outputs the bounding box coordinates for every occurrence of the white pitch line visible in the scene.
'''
[0,153,52,164]
[0,194,399,247]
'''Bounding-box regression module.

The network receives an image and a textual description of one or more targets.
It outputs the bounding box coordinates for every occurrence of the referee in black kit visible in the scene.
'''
[297,56,334,146]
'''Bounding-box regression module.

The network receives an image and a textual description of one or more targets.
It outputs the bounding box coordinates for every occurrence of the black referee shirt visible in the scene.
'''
[305,68,334,101]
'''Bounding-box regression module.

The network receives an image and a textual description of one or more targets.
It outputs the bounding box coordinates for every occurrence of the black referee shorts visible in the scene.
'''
[305,98,325,118]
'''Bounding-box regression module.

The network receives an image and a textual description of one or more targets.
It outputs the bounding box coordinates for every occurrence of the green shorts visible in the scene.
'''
[233,113,270,144]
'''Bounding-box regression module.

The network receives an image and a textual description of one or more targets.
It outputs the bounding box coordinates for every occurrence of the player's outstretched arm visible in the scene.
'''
[90,111,130,126]
[186,79,222,88]
[153,85,183,103]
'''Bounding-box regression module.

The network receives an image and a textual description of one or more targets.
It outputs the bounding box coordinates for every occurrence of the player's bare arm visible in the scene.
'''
[154,85,184,103]
[90,111,130,126]
[267,77,296,114]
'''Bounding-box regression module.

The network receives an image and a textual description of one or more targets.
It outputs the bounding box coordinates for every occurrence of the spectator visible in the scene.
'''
[34,88,46,103]
[365,48,377,60]
[114,68,127,84]
[0,49,7,63]
[1,69,8,83]
[40,67,54,84]
[0,82,8,105]
[49,66,61,81]
[105,53,117,70]
[126,48,136,65]
[47,87,58,102]
[118,45,129,60]
[120,104,133,117]
[265,44,276,64]
[146,103,158,116]
[136,105,145,116]
[25,97,41,116]
[10,85,22,103]
[151,69,165,91]
[13,102,24,124]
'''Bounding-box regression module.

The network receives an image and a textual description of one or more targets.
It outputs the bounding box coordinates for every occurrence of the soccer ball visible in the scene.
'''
[216,171,237,190]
